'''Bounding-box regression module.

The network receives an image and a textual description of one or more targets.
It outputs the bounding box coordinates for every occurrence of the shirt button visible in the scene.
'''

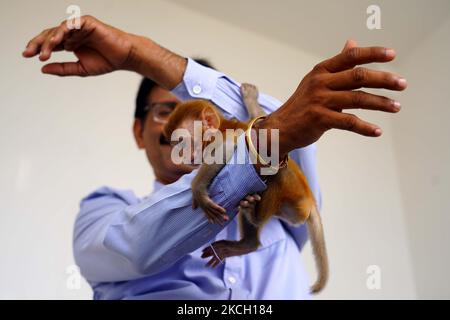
[228,276,236,284]
[193,85,202,95]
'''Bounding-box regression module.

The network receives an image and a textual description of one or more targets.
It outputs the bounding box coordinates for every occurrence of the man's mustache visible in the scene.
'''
[159,133,171,145]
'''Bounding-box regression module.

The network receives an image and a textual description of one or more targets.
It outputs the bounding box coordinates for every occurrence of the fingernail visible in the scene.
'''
[385,48,396,58]
[392,100,401,111]
[397,78,407,89]
[374,128,383,136]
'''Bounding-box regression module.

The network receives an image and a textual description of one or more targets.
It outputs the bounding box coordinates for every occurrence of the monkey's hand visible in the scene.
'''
[238,193,261,217]
[192,188,228,225]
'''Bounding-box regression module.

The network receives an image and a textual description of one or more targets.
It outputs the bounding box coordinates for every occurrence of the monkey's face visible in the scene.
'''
[171,117,215,165]
[164,103,221,165]
[133,86,196,185]
[163,100,221,167]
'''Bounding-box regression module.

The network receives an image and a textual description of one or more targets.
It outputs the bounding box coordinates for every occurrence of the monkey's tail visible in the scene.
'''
[307,204,329,294]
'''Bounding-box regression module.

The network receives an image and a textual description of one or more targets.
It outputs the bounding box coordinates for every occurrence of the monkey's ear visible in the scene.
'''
[201,105,220,129]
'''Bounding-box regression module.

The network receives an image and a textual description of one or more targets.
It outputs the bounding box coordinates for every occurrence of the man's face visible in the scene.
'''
[133,86,196,184]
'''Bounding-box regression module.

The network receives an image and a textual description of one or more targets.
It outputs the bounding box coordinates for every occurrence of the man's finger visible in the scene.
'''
[326,67,407,91]
[322,108,382,137]
[22,28,54,58]
[326,91,401,113]
[23,17,89,59]
[319,46,396,73]
[39,30,59,61]
[39,22,72,61]
[41,62,88,77]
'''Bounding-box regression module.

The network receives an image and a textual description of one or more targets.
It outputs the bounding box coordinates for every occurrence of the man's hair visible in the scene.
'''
[134,58,214,122]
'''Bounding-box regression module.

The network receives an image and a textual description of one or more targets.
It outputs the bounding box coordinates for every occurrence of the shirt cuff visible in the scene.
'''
[171,58,222,101]
[217,133,267,208]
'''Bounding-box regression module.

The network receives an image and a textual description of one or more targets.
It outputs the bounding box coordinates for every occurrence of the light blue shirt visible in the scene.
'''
[73,59,322,300]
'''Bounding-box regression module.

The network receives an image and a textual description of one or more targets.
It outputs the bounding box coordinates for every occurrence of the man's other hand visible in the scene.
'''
[23,15,134,77]
[257,40,408,158]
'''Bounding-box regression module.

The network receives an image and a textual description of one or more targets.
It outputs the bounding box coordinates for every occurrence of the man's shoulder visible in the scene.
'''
[80,186,141,207]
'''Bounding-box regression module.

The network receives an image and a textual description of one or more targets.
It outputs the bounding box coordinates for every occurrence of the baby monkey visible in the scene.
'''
[164,84,328,293]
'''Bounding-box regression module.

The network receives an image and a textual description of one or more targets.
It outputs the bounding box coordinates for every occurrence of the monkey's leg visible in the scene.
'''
[276,199,312,226]
[272,160,314,225]
[201,186,282,267]
[192,139,236,224]
[240,83,266,118]
[192,162,227,224]
[201,214,262,267]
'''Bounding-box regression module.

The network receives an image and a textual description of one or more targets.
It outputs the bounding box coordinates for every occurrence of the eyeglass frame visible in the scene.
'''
[143,101,178,124]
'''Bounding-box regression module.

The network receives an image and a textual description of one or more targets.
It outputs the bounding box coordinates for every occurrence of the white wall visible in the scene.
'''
[393,17,450,299]
[0,0,420,299]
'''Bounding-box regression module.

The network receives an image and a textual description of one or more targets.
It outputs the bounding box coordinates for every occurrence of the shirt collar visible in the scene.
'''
[153,180,165,192]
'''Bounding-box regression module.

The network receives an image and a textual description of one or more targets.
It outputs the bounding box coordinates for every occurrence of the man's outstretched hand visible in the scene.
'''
[22,15,134,77]
[22,15,186,89]
[255,39,408,159]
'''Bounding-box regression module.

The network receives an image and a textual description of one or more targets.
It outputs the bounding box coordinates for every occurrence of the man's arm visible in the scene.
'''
[74,135,266,283]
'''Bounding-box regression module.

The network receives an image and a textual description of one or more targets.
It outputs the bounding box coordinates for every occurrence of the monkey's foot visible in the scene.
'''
[238,193,261,224]
[201,240,258,268]
[240,83,259,100]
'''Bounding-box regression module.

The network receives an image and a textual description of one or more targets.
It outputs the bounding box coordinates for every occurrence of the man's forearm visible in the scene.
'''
[127,34,187,90]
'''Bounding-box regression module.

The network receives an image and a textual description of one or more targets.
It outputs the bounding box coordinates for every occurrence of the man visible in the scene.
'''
[23,16,406,299]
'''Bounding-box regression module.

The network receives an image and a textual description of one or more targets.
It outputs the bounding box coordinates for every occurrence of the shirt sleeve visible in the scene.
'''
[172,58,322,250]
[73,135,266,283]
[171,58,282,121]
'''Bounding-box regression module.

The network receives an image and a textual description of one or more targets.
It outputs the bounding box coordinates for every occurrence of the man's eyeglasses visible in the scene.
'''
[144,101,178,124]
